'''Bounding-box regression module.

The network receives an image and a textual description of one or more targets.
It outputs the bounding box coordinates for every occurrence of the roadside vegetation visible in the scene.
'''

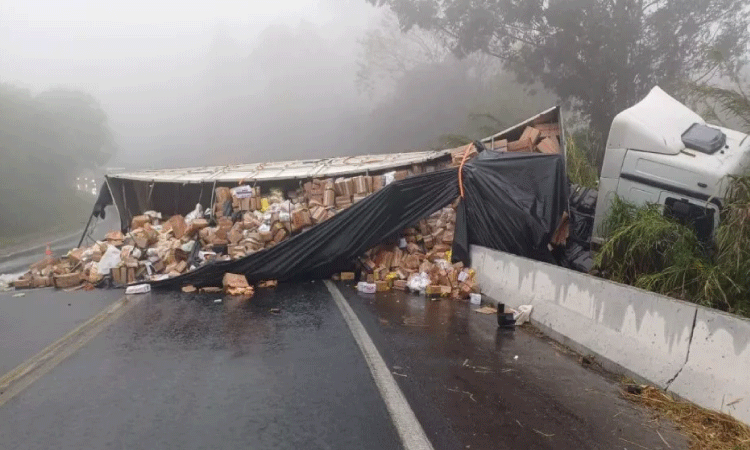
[623,384,750,450]
[594,65,750,317]
[594,178,750,317]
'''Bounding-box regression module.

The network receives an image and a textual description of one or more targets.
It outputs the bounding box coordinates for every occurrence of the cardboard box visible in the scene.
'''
[536,122,561,137]
[53,272,82,289]
[507,138,533,152]
[520,126,542,145]
[223,272,254,296]
[131,215,151,230]
[491,139,508,151]
[182,285,197,293]
[199,286,222,294]
[375,280,390,292]
[273,228,288,243]
[223,272,249,289]
[536,136,561,154]
[32,275,50,288]
[425,285,443,296]
[394,170,409,181]
[175,260,188,273]
[340,272,355,280]
[335,195,352,208]
[353,176,368,194]
[310,206,327,223]
[393,280,407,290]
[292,209,312,231]
[186,218,209,237]
[323,189,335,207]
[167,215,188,239]
[111,266,125,284]
[12,278,33,289]
[334,178,354,197]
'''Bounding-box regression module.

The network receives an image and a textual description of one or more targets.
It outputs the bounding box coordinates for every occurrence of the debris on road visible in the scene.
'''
[125,284,151,295]
[257,280,278,289]
[222,273,254,297]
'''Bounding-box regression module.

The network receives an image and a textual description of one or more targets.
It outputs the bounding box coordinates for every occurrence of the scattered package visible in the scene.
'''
[342,200,480,300]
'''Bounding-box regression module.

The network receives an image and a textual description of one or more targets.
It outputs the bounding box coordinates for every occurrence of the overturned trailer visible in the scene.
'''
[64,106,568,291]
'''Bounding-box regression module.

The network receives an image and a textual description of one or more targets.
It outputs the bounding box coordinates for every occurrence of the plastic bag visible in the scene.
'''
[513,305,533,325]
[384,171,396,185]
[185,203,203,222]
[97,245,122,273]
[407,272,430,294]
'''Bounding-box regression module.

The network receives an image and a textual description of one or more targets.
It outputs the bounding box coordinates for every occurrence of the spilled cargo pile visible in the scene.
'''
[346,202,478,299]
[7,162,459,293]
[6,109,566,297]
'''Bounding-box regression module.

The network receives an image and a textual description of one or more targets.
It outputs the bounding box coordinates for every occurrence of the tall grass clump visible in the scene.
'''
[595,185,750,317]
[566,135,599,189]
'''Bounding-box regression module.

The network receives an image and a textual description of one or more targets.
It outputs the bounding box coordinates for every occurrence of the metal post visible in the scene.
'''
[77,211,95,248]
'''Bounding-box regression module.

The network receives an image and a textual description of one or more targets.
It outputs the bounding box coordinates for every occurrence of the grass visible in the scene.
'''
[595,185,750,316]
[565,135,599,188]
[623,385,750,450]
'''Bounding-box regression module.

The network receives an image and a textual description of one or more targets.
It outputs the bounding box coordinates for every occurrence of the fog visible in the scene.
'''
[0,0,559,235]
[2,0,377,166]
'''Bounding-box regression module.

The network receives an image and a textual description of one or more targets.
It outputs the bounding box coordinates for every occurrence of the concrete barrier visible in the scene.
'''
[471,244,750,425]
[668,308,750,424]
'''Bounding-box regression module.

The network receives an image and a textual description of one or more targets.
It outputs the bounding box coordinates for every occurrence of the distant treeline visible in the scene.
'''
[0,84,115,238]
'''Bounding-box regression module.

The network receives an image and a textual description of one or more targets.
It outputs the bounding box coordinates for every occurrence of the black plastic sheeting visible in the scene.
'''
[149,149,567,290]
[452,151,569,265]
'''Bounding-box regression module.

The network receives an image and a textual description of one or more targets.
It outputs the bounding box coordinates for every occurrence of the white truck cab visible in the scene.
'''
[591,86,750,245]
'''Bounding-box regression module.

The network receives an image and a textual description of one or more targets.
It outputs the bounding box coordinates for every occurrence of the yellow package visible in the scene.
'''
[260,197,270,212]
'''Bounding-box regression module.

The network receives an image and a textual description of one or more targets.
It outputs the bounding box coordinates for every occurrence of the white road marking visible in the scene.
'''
[324,280,434,450]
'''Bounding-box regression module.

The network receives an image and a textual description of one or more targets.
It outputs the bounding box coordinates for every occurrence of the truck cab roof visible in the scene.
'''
[605,86,750,198]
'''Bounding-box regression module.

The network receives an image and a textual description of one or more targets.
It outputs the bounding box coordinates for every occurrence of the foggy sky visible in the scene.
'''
[1,0,554,172]
[1,0,385,168]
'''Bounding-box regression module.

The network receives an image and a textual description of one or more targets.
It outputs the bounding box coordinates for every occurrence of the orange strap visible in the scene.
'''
[458,142,473,198]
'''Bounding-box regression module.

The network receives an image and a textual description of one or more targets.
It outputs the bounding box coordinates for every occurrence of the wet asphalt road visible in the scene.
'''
[0,282,687,450]
[0,288,124,375]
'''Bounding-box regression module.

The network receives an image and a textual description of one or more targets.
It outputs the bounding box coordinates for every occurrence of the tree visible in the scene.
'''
[367,0,749,155]
[689,55,750,132]
[0,84,115,236]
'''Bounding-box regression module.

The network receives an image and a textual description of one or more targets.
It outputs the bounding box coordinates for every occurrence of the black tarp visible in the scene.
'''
[149,150,568,290]
[452,151,569,264]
